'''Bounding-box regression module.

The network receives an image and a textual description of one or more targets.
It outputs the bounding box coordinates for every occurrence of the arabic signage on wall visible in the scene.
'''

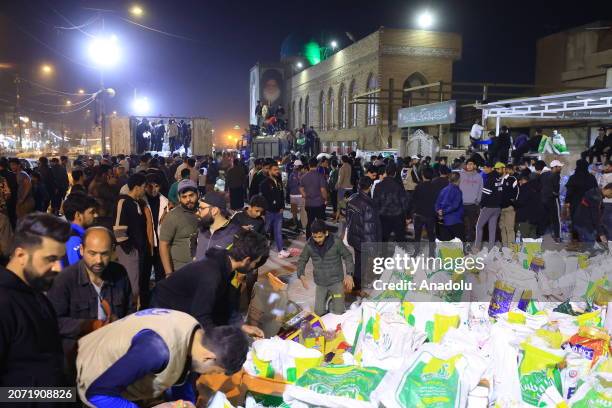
[398,100,457,128]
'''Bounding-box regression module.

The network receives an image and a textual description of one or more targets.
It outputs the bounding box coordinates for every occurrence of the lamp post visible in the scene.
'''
[88,34,120,155]
[417,10,434,29]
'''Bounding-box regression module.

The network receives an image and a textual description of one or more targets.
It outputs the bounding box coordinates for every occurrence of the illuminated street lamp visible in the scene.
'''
[330,40,338,49]
[130,5,144,17]
[41,64,53,75]
[66,100,72,106]
[88,35,120,68]
[88,34,120,154]
[417,10,434,29]
[132,96,150,115]
[78,88,85,94]
[296,62,303,69]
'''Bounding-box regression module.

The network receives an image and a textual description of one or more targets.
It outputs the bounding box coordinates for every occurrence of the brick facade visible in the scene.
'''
[288,27,461,151]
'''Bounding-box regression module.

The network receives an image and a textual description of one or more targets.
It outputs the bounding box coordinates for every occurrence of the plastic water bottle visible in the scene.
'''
[561,220,571,243]
[515,230,522,245]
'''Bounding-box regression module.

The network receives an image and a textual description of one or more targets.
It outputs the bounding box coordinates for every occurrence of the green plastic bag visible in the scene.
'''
[518,341,564,407]
[395,355,461,408]
[294,365,387,401]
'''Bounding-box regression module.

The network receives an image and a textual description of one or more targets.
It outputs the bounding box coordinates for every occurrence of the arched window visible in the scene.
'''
[402,73,428,107]
[291,100,296,129]
[348,79,357,128]
[338,83,347,129]
[304,96,310,127]
[319,91,325,131]
[327,88,334,130]
[366,73,378,126]
[298,98,303,127]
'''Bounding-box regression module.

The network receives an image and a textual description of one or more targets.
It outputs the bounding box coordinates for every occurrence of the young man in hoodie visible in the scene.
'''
[540,160,563,241]
[435,172,464,241]
[373,163,407,243]
[572,186,605,252]
[297,220,354,316]
[474,162,503,250]
[459,159,482,243]
[515,173,541,239]
[499,164,519,246]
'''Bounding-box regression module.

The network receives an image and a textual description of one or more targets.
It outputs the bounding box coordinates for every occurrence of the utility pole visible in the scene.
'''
[14,74,21,149]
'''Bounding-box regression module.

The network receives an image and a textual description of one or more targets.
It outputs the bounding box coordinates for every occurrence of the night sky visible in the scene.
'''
[0,0,610,137]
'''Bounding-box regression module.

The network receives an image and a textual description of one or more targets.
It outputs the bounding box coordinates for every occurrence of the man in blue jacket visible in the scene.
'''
[435,172,465,241]
[62,192,98,267]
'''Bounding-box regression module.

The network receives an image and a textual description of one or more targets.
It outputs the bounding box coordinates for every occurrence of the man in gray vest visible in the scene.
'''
[76,309,248,407]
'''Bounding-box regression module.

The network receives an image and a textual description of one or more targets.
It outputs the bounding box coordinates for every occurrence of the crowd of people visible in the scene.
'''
[135,117,193,155]
[2,123,612,405]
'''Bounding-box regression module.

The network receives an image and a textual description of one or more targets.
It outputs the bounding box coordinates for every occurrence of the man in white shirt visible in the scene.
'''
[470,119,485,151]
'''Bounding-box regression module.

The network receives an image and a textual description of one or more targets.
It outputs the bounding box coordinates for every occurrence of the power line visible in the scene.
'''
[13,23,97,70]
[119,17,200,43]
[45,1,96,37]
[21,95,96,108]
[26,98,97,115]
[20,78,96,97]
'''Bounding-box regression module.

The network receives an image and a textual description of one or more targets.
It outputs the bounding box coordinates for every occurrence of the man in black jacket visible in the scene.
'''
[231,194,267,235]
[153,229,268,337]
[347,176,382,294]
[515,173,541,239]
[373,163,407,243]
[0,213,72,394]
[540,160,563,241]
[475,163,503,249]
[50,157,69,215]
[496,126,512,163]
[47,227,134,384]
[573,187,605,252]
[260,161,288,257]
[410,167,439,254]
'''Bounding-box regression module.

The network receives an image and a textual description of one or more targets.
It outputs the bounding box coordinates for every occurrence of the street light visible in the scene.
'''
[296,62,303,69]
[130,5,144,17]
[132,96,150,115]
[330,40,338,49]
[88,35,120,68]
[41,64,53,75]
[417,10,434,29]
[66,100,72,106]
[78,88,85,94]
[88,34,120,155]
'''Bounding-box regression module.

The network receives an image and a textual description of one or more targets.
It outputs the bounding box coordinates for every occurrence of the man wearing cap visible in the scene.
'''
[540,160,564,241]
[475,162,503,249]
[159,180,199,276]
[194,192,241,261]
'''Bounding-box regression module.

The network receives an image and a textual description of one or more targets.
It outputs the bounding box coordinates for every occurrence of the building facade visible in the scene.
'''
[288,27,462,152]
[535,21,612,89]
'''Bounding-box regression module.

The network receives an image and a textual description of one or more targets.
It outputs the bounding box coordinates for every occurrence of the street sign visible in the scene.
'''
[398,100,456,128]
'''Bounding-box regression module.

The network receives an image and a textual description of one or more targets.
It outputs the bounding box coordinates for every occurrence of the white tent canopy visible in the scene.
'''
[476,88,612,133]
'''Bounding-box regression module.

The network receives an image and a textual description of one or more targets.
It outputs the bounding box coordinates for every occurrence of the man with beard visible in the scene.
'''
[159,180,199,276]
[47,227,134,384]
[153,229,268,338]
[144,173,171,283]
[0,213,72,391]
[193,192,241,261]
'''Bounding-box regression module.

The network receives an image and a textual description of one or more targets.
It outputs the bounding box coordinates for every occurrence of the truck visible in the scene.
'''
[107,116,213,156]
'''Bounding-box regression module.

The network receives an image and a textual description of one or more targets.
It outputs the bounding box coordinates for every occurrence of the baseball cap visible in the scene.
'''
[177,179,198,194]
[494,162,506,169]
[293,159,303,167]
[599,126,606,131]
[411,155,420,160]
[549,160,564,168]
[202,192,227,209]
